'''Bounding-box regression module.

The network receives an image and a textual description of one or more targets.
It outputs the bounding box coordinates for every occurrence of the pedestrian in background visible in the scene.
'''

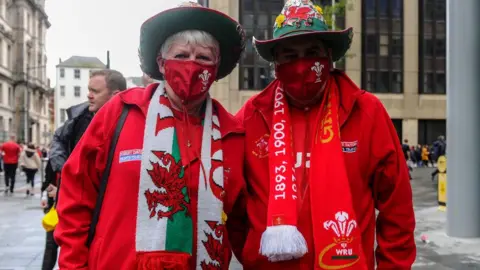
[1,136,22,195]
[40,161,59,270]
[19,143,42,196]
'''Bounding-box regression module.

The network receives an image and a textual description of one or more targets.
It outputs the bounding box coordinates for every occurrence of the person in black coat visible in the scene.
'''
[40,160,59,270]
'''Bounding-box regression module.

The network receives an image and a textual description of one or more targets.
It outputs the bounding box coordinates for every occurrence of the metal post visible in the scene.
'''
[331,0,336,68]
[446,0,480,238]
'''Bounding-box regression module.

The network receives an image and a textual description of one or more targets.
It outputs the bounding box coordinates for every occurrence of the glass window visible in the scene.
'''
[392,0,402,18]
[435,0,446,20]
[366,71,377,92]
[379,0,388,17]
[419,0,446,94]
[424,38,433,56]
[74,69,81,79]
[366,35,378,55]
[378,71,390,93]
[242,13,254,28]
[242,0,253,12]
[60,109,66,123]
[391,36,403,56]
[241,67,254,89]
[74,86,81,97]
[392,72,402,93]
[60,85,65,97]
[60,68,65,78]
[365,0,376,17]
[258,14,269,28]
[436,73,446,94]
[435,39,446,56]
[423,73,434,93]
[424,0,435,20]
[259,66,274,89]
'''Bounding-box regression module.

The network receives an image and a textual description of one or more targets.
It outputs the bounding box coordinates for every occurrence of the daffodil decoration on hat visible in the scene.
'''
[254,0,353,63]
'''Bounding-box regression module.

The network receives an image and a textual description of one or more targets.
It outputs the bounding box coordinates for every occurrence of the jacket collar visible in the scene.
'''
[118,82,244,138]
[66,102,90,120]
[252,71,365,128]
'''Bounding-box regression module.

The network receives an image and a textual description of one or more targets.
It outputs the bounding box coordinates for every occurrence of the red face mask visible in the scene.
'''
[275,57,331,102]
[163,59,217,104]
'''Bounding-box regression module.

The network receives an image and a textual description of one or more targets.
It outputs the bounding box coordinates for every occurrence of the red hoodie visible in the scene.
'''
[235,72,416,269]
[1,140,21,164]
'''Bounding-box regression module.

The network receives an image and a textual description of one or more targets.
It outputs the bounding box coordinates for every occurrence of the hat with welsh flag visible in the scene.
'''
[253,0,353,62]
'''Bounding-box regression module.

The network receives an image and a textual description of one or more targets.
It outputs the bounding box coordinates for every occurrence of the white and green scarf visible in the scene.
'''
[135,83,226,269]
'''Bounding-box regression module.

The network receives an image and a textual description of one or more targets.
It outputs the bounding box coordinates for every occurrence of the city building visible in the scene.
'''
[0,0,51,146]
[54,56,105,129]
[205,0,446,146]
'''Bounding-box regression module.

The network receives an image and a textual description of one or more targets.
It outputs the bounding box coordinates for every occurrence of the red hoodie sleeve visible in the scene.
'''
[370,101,416,269]
[54,102,114,270]
[226,187,248,263]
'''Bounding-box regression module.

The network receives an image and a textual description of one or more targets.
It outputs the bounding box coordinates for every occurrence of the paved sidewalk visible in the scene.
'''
[0,175,46,270]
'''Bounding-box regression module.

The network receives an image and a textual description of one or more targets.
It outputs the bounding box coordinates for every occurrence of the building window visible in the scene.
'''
[7,45,11,68]
[8,86,12,106]
[74,69,81,79]
[238,0,283,90]
[60,109,66,123]
[60,68,65,78]
[419,0,446,94]
[418,119,446,145]
[391,119,403,141]
[0,83,3,104]
[361,0,404,93]
[60,85,65,97]
[74,86,81,97]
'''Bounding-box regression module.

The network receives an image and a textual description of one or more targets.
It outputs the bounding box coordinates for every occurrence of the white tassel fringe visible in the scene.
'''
[259,225,308,262]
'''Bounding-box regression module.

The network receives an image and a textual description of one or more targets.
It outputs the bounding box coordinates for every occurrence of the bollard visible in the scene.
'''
[437,156,447,211]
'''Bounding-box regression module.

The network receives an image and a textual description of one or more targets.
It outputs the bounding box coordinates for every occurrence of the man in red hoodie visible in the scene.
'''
[1,136,22,195]
[235,1,416,269]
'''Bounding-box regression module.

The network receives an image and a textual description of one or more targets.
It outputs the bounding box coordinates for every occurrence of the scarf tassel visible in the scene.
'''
[136,252,190,270]
[259,225,308,262]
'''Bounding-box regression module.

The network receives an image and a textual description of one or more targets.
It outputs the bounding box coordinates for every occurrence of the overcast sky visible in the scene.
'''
[45,0,188,82]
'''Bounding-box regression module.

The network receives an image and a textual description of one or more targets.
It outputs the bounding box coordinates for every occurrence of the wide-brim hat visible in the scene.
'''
[139,2,246,80]
[253,0,353,62]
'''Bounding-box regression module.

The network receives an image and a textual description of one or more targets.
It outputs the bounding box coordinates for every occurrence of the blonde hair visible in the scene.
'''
[159,30,220,60]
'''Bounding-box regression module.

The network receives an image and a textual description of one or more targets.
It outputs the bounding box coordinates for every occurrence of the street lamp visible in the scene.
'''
[24,65,47,144]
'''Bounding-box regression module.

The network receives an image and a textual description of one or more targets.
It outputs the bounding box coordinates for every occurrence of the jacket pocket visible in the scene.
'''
[88,236,104,270]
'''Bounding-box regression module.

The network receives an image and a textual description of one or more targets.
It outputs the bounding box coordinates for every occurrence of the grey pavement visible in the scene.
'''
[1,168,479,269]
[0,173,47,270]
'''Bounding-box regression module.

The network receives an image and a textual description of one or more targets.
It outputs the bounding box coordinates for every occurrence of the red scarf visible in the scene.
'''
[259,79,367,269]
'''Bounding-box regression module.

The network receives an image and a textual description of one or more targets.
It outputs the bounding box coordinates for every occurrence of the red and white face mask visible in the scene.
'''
[275,57,331,102]
[163,59,217,104]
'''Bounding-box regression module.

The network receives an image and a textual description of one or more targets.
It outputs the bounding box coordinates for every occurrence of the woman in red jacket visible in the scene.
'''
[54,2,247,269]
[235,1,416,269]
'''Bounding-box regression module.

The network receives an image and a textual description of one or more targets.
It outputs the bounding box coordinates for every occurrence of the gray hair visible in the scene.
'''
[159,30,220,60]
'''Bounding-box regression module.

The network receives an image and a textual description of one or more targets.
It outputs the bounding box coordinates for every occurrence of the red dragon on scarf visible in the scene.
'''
[144,151,190,220]
[200,221,225,270]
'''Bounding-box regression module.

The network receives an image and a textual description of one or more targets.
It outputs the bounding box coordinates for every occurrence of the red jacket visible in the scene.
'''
[54,84,247,270]
[235,72,416,269]
[1,141,21,164]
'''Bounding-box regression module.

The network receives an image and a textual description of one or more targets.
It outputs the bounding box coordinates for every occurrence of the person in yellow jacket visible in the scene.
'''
[421,145,430,167]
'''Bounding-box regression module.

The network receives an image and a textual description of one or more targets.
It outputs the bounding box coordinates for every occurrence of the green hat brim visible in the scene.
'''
[139,6,245,80]
[253,27,353,62]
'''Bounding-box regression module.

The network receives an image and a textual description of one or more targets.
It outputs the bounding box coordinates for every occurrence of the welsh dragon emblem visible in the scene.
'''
[144,151,190,220]
[200,221,225,270]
